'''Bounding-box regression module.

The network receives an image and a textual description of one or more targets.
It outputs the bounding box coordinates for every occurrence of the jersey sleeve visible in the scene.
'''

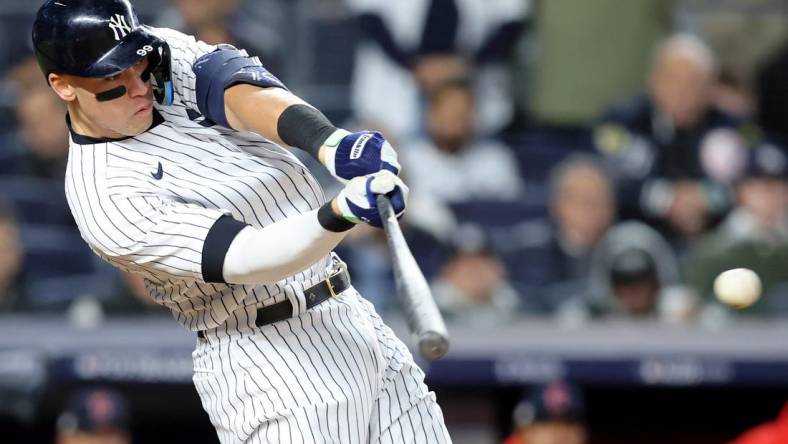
[148,26,217,111]
[83,194,246,284]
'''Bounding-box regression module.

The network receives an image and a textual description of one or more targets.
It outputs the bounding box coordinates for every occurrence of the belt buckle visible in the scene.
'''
[326,276,339,298]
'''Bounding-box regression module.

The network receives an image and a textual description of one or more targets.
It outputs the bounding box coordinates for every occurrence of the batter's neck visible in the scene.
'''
[67,104,125,140]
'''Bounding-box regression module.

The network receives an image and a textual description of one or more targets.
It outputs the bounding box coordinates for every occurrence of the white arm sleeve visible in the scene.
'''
[222,209,351,285]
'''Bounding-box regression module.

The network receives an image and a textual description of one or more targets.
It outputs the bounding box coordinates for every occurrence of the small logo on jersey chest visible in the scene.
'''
[350,134,372,160]
[151,162,164,180]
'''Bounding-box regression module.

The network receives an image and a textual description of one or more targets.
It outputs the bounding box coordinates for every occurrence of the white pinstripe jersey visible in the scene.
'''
[64,27,333,332]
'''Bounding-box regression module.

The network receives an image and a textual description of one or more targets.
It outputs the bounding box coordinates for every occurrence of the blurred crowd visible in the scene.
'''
[0,0,787,329]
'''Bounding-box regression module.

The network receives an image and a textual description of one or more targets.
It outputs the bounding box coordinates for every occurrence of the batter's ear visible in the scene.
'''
[48,73,77,102]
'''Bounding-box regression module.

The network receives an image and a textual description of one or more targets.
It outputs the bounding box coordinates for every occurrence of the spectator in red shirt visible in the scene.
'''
[730,403,788,444]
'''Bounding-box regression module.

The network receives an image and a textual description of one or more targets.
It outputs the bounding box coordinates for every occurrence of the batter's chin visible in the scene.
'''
[128,107,154,134]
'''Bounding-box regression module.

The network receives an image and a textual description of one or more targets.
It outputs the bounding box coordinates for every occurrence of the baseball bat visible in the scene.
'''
[377,195,450,361]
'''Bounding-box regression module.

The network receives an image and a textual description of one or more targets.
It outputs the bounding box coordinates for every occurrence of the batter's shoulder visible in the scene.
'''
[145,26,217,59]
[144,26,194,45]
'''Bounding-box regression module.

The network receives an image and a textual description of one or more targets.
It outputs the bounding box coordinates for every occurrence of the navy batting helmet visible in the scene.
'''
[32,0,173,105]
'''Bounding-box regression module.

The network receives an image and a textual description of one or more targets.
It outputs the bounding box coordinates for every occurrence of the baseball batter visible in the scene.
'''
[31,1,451,443]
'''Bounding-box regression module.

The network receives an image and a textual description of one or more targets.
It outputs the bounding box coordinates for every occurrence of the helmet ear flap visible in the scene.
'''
[145,41,173,106]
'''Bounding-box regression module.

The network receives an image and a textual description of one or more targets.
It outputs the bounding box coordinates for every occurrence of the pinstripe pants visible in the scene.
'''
[192,287,452,444]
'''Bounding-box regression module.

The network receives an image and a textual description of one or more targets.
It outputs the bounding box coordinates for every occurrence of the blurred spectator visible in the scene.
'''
[730,402,788,444]
[155,0,285,75]
[400,77,525,206]
[514,155,615,313]
[757,39,788,145]
[2,56,68,179]
[520,0,672,127]
[347,0,527,139]
[679,0,788,119]
[0,200,26,312]
[684,143,788,316]
[559,221,690,323]
[606,248,663,317]
[56,387,131,444]
[502,380,588,444]
[12,87,69,178]
[433,225,520,325]
[549,156,615,265]
[595,34,749,245]
[4,53,44,92]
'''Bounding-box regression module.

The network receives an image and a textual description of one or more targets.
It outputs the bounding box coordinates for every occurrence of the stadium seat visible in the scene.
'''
[507,127,594,182]
[19,224,95,280]
[449,199,548,228]
[0,175,73,226]
[23,273,116,312]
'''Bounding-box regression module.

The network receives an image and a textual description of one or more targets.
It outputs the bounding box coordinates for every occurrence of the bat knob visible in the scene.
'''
[418,331,450,361]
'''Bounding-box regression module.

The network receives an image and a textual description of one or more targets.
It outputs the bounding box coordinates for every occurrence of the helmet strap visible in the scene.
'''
[147,44,173,106]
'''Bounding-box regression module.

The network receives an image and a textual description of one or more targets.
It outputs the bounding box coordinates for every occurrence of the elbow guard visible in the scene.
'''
[193,45,287,128]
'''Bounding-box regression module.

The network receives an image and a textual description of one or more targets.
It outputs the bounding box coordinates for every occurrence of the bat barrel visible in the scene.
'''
[377,195,450,361]
[419,331,450,361]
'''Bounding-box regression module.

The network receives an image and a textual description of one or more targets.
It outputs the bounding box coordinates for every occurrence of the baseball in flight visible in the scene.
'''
[713,268,762,308]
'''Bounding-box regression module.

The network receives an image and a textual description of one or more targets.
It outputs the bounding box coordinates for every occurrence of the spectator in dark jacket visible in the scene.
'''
[757,40,788,146]
[595,34,753,247]
[514,155,616,313]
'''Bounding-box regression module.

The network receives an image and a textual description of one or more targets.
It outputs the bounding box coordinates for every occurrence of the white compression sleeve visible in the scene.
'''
[221,209,351,285]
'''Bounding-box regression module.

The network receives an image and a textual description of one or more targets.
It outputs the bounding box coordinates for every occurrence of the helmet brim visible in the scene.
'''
[82,27,162,78]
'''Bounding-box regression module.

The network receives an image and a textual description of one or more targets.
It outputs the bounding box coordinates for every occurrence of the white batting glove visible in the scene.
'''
[334,170,409,228]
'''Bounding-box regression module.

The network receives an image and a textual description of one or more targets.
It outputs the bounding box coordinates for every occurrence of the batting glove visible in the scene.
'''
[334,170,408,228]
[322,129,401,183]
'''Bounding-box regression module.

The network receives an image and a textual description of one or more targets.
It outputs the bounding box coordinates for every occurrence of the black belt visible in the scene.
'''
[197,268,351,339]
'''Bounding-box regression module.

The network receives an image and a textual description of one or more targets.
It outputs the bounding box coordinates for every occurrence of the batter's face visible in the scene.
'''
[49,58,154,139]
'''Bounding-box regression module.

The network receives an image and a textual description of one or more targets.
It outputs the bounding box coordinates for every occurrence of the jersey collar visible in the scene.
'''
[66,108,165,145]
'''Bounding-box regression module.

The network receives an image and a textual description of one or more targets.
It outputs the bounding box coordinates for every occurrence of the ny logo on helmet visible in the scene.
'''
[108,14,132,41]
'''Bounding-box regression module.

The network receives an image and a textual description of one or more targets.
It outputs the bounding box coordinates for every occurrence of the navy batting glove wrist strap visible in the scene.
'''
[317,202,356,232]
[277,104,337,158]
